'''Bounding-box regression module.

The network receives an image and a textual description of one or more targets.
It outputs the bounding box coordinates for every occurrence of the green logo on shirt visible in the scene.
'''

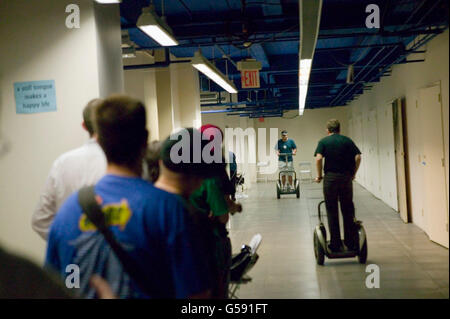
[79,199,132,232]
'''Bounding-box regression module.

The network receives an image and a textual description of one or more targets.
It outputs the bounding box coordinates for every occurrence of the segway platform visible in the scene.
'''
[313,201,368,265]
[276,153,300,199]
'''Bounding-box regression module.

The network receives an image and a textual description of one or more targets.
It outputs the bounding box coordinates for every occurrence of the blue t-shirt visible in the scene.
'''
[275,139,297,162]
[45,174,211,299]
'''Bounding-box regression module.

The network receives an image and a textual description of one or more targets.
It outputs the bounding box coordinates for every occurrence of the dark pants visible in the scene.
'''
[230,170,237,201]
[323,172,357,250]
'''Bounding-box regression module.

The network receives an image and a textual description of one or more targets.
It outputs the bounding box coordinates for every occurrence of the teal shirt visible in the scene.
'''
[275,139,297,162]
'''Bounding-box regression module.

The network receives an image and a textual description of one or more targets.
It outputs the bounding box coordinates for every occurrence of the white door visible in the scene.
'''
[366,110,381,198]
[419,84,449,248]
[377,103,398,210]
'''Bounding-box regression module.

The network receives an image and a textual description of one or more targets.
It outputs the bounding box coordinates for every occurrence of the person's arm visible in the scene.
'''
[206,179,236,221]
[90,275,117,299]
[224,195,242,216]
[350,140,362,180]
[32,166,59,240]
[44,221,61,274]
[292,141,297,155]
[353,154,361,180]
[314,141,324,183]
[274,142,280,156]
[315,153,324,183]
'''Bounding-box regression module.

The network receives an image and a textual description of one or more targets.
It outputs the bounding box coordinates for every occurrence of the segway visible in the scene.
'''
[276,152,300,199]
[313,200,367,265]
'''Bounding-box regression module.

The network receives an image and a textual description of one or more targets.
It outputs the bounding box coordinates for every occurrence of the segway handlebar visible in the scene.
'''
[278,152,296,156]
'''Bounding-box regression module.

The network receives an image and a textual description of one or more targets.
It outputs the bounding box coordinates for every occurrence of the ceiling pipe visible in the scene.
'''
[333,4,445,107]
[329,46,388,105]
[124,59,190,70]
[333,45,398,105]
[123,48,191,70]
[331,1,447,106]
[214,45,238,69]
[177,0,193,20]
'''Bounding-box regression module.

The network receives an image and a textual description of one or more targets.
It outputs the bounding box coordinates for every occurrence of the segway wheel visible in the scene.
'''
[313,231,325,265]
[277,185,280,199]
[296,184,300,198]
[358,240,368,264]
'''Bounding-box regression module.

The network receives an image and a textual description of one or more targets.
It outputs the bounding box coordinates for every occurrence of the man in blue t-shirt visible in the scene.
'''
[274,130,297,189]
[45,96,221,299]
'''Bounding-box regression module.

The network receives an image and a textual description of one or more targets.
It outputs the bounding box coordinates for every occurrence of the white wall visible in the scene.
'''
[124,69,160,141]
[124,62,202,141]
[0,0,123,263]
[347,30,449,233]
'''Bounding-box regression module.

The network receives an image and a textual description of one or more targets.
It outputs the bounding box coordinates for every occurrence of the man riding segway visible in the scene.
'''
[275,130,297,191]
[314,119,362,253]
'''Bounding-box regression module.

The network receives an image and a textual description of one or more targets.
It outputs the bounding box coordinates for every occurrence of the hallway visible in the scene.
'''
[228,181,449,299]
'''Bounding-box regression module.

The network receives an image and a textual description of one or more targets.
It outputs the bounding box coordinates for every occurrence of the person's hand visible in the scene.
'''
[315,176,323,183]
[229,202,242,215]
[90,275,116,299]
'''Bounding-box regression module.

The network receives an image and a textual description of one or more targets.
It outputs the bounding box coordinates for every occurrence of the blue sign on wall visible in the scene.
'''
[14,80,57,114]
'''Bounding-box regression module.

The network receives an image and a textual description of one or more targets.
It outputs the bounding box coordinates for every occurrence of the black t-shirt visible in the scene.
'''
[314,134,361,175]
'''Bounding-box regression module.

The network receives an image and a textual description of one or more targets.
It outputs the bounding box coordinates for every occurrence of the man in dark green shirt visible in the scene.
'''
[314,119,362,252]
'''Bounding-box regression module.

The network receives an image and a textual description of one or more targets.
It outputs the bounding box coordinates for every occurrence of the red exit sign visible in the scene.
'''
[241,70,260,89]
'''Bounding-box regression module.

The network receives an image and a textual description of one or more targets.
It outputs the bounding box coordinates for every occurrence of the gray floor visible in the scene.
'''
[228,181,449,299]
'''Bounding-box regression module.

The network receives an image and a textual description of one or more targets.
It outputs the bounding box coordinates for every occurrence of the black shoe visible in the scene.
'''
[345,242,358,252]
[328,242,344,253]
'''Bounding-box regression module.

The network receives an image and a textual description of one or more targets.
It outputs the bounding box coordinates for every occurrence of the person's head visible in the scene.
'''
[281,130,288,141]
[326,119,341,135]
[200,124,224,158]
[158,127,226,197]
[95,95,148,174]
[144,140,162,183]
[200,124,223,142]
[82,99,103,137]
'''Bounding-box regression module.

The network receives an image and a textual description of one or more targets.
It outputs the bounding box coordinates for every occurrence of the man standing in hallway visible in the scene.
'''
[32,99,107,240]
[314,119,362,252]
[275,130,297,190]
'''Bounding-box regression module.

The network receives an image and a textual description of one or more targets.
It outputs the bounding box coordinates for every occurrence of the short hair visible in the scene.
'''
[326,119,341,133]
[83,99,102,136]
[95,95,148,167]
[281,130,288,135]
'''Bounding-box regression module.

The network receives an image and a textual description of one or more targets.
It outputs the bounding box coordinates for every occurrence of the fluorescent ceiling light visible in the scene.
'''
[137,5,178,47]
[192,51,238,94]
[299,0,323,115]
[95,0,121,3]
[122,47,136,59]
[299,59,312,115]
